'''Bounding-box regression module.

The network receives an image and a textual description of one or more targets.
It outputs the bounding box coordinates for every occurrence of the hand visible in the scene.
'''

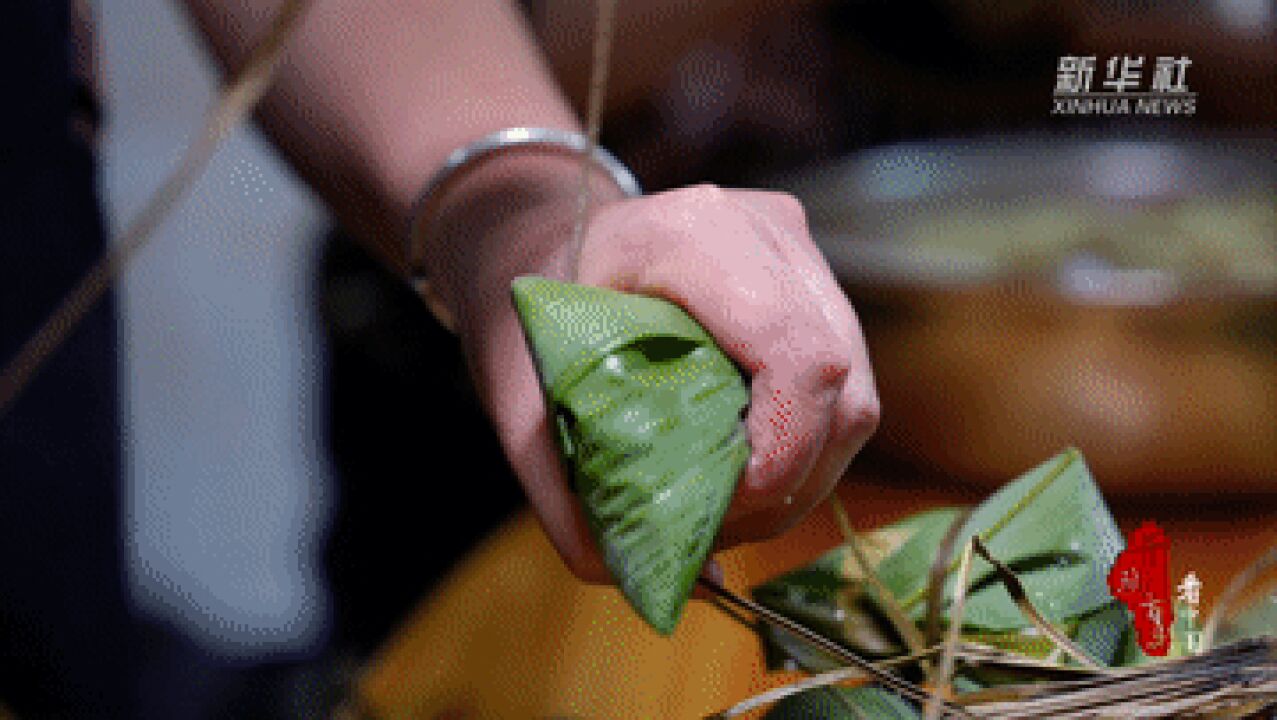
[425,160,878,581]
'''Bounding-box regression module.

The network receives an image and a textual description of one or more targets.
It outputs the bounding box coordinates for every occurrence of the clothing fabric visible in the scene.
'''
[0,2,138,716]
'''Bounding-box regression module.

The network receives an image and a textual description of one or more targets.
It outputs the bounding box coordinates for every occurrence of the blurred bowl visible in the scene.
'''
[782,137,1277,495]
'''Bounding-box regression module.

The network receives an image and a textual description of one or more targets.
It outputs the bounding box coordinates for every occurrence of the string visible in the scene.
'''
[567,0,619,282]
[697,576,976,718]
[0,0,311,418]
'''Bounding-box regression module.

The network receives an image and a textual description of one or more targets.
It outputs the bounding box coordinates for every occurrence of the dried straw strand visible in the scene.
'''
[926,509,973,646]
[1201,543,1277,651]
[707,666,870,719]
[696,577,975,717]
[961,638,1277,719]
[926,539,976,720]
[0,0,312,417]
[903,450,1076,612]
[568,0,619,279]
[969,537,1103,669]
[830,495,931,673]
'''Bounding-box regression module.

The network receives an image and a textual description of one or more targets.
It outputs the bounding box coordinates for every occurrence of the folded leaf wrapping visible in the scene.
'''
[754,450,1134,719]
[511,277,750,634]
[754,449,1131,674]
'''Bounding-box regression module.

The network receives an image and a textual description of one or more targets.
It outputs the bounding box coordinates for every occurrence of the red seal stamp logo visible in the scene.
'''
[1107,521,1175,656]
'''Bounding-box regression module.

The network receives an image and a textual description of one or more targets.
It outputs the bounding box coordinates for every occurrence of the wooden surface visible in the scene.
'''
[357,463,1277,719]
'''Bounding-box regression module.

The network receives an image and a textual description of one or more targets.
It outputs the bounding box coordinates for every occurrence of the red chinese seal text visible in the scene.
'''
[1107,521,1174,656]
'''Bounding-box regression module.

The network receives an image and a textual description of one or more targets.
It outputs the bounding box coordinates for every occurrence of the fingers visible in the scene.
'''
[731,190,861,350]
[579,185,879,547]
[717,192,879,543]
[472,183,878,586]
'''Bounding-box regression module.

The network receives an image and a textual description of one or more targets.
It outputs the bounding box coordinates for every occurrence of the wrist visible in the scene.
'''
[419,147,629,331]
[411,131,637,332]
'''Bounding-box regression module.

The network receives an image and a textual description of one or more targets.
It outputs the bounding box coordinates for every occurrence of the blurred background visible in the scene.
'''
[105,0,330,660]
[102,0,341,714]
[528,0,1277,497]
[81,0,1277,717]
[101,0,523,714]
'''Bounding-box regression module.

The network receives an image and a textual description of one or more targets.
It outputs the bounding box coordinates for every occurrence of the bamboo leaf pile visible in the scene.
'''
[746,450,1277,719]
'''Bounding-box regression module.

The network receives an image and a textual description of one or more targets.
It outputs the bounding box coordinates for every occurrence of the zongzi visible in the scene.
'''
[511,276,750,634]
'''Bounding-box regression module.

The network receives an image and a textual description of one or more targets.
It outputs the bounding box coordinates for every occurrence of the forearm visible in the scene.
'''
[180,0,582,273]
[532,0,828,115]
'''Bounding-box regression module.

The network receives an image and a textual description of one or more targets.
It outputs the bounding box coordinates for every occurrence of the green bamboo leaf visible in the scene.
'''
[1064,601,1130,666]
[879,449,1124,631]
[1217,595,1277,645]
[511,277,750,634]
[751,450,1129,675]
[754,511,960,668]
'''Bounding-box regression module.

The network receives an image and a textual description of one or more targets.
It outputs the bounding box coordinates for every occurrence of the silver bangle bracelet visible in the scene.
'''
[405,127,642,328]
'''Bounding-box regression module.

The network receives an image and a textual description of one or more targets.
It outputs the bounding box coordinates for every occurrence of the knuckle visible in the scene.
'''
[816,356,853,391]
[845,386,882,440]
[752,415,822,479]
[770,192,809,227]
[672,183,728,207]
[790,346,852,397]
